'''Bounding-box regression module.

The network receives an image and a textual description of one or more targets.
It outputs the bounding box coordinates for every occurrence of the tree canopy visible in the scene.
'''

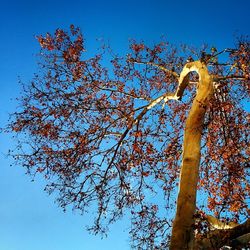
[8,26,249,249]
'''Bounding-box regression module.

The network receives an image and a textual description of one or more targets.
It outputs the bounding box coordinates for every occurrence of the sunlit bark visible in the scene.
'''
[170,61,213,249]
[194,218,250,249]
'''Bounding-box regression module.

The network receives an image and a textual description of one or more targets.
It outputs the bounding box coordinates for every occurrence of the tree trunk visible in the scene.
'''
[170,61,213,249]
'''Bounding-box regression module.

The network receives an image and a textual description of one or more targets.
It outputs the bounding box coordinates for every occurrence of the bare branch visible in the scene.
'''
[206,215,239,229]
[213,75,248,81]
[128,58,179,78]
[195,218,250,249]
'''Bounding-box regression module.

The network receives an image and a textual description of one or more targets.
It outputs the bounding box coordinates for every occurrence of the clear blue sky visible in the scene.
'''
[0,1,249,250]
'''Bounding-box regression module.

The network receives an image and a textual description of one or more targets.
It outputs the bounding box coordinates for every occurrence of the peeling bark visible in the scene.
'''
[170,61,213,249]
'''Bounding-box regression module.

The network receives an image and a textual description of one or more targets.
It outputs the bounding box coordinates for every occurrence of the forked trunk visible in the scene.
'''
[170,61,213,249]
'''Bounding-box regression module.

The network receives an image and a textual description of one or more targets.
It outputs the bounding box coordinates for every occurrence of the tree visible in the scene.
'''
[8,25,250,249]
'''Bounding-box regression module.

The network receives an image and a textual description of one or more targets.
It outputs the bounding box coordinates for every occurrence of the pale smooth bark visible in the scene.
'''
[170,61,213,249]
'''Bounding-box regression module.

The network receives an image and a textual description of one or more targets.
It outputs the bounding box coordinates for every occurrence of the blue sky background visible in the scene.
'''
[0,1,249,250]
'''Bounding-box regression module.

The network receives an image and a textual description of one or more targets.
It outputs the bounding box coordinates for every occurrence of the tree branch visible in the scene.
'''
[206,215,239,229]
[128,58,179,78]
[195,218,250,249]
[213,75,248,81]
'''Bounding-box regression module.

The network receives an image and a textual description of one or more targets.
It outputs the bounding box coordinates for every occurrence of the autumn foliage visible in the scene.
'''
[8,25,249,249]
